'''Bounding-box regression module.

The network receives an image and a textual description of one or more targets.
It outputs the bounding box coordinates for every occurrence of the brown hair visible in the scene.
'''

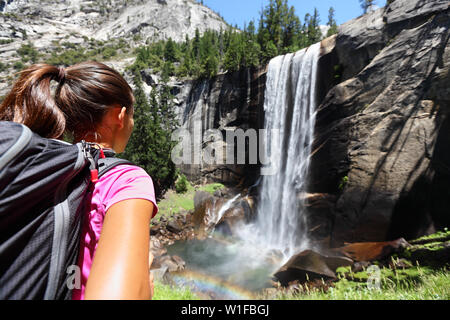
[0,61,135,141]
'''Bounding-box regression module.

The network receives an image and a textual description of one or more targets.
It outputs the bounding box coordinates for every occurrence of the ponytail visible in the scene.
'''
[0,61,135,141]
[0,64,66,139]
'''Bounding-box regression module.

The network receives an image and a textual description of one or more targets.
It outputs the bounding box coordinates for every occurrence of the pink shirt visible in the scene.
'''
[72,164,158,300]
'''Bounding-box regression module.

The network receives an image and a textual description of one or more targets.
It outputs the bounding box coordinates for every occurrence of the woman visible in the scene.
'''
[0,61,158,300]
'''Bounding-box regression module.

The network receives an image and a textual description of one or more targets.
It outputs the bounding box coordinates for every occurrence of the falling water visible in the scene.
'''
[239,43,321,260]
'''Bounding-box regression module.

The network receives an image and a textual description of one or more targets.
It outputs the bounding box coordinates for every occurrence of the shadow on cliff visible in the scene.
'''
[387,103,450,240]
[308,8,450,245]
[368,18,450,240]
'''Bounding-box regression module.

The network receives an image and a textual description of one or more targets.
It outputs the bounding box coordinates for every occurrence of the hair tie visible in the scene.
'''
[57,66,66,82]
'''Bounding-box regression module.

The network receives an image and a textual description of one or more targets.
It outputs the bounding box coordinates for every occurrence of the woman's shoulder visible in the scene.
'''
[96,164,159,217]
[96,163,155,194]
[101,164,152,182]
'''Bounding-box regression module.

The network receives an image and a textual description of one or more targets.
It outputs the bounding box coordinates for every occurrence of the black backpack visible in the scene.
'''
[0,121,132,300]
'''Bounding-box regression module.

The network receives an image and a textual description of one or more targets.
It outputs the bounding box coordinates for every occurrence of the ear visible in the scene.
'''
[117,107,127,129]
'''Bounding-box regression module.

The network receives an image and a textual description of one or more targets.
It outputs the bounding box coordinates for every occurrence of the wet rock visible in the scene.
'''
[194,191,215,211]
[167,219,183,234]
[171,255,186,269]
[213,188,224,197]
[215,197,255,236]
[150,238,167,259]
[192,194,224,238]
[158,255,186,272]
[273,250,353,286]
[150,266,168,282]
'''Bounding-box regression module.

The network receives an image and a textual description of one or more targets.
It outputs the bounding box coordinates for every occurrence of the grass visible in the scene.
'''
[409,227,450,244]
[271,267,450,300]
[156,182,225,220]
[154,266,450,300]
[198,183,226,195]
[153,281,200,300]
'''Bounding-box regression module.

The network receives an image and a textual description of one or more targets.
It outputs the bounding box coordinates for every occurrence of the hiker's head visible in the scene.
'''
[0,61,135,152]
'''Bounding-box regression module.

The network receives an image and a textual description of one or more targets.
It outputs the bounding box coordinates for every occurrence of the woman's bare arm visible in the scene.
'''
[84,199,154,300]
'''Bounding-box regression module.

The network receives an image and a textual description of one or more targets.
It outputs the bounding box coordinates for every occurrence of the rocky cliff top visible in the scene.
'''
[0,0,227,43]
[0,0,229,96]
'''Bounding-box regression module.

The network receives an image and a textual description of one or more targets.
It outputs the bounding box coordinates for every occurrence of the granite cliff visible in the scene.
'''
[310,0,450,245]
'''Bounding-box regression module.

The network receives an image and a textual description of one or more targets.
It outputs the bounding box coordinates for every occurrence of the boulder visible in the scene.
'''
[215,198,255,236]
[150,266,169,282]
[150,238,167,259]
[193,191,215,211]
[166,219,183,234]
[273,250,353,286]
[400,231,450,266]
[192,191,228,238]
[407,241,450,265]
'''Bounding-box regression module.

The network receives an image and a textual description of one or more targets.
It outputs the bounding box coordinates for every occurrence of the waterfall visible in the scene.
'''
[206,194,242,232]
[240,43,321,259]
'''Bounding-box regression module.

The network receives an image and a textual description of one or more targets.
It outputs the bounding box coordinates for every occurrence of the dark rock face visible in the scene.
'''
[309,0,450,246]
[172,67,267,188]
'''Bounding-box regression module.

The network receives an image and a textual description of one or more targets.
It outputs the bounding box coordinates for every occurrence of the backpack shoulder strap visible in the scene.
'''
[97,157,136,179]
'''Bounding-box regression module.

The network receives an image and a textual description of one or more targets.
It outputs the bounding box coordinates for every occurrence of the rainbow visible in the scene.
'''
[168,270,258,300]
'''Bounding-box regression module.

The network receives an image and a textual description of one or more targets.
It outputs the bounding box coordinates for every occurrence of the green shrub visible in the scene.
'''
[102,46,117,59]
[175,174,189,194]
[13,61,24,70]
[339,176,348,190]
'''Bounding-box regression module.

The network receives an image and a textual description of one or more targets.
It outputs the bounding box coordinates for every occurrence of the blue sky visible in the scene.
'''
[202,0,377,29]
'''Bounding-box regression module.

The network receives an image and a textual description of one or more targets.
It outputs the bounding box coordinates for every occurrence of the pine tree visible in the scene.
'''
[193,28,201,63]
[164,37,178,63]
[223,32,243,72]
[306,8,322,45]
[282,6,301,53]
[326,7,338,37]
[203,55,219,78]
[242,21,261,67]
[359,0,376,14]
